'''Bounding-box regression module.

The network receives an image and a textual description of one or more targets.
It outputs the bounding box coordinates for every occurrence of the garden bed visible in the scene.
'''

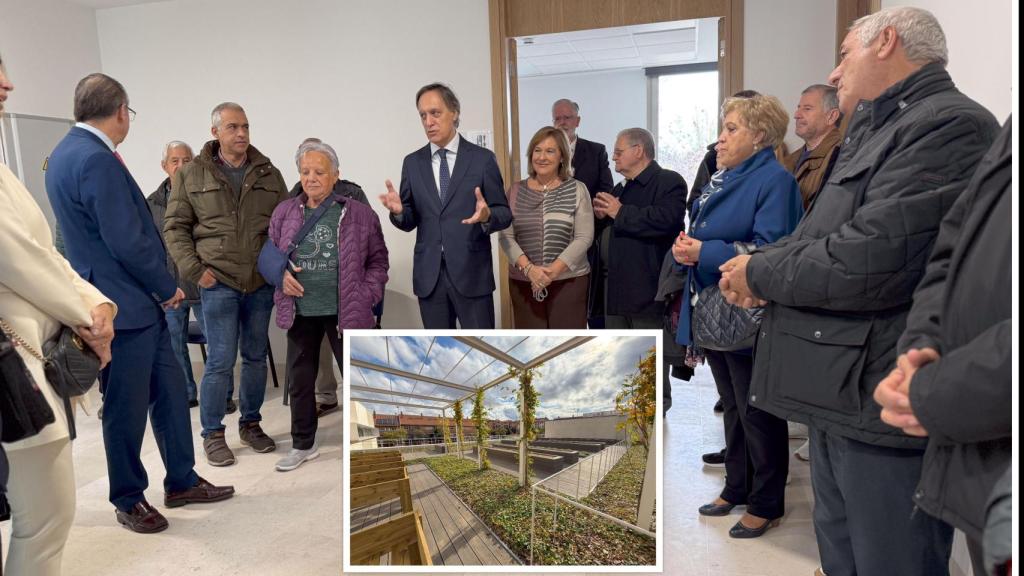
[425,455,655,566]
[582,445,649,525]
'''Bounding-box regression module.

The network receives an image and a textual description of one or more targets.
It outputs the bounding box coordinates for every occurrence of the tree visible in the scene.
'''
[440,413,453,454]
[615,346,656,451]
[508,365,542,486]
[471,387,491,470]
[379,428,407,447]
[453,400,465,460]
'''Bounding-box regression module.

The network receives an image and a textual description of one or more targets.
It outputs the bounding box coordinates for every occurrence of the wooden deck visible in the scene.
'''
[350,463,519,566]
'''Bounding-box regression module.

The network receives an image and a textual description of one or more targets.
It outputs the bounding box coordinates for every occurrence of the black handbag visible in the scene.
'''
[0,320,57,443]
[1,319,99,440]
[691,241,763,352]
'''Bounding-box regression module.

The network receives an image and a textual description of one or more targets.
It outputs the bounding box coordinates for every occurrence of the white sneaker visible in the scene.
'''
[275,442,321,472]
[788,421,809,439]
[795,440,810,462]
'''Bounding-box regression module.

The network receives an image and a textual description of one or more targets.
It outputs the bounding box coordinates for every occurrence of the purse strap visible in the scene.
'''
[285,195,339,254]
[0,317,44,363]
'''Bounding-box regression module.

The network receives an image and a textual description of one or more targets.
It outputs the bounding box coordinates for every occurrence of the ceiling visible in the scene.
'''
[64,0,168,8]
[516,18,718,78]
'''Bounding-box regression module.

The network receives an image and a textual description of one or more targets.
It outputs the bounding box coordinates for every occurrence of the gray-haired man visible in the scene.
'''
[783,84,843,209]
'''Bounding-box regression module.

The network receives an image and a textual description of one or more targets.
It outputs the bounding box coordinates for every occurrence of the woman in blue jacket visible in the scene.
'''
[673,94,802,538]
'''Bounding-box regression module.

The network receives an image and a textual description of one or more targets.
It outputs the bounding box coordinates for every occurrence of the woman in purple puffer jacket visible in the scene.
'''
[267,140,388,472]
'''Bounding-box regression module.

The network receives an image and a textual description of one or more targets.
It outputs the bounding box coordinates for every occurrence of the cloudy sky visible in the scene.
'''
[348,335,656,421]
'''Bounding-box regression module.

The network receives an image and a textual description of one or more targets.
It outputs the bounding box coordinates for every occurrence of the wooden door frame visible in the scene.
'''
[489,0,744,327]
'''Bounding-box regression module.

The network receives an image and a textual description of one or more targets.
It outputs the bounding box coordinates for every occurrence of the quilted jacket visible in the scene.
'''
[745,63,999,449]
[268,193,389,331]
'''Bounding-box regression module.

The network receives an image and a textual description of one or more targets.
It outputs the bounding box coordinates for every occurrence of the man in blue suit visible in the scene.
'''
[46,73,233,534]
[379,83,512,328]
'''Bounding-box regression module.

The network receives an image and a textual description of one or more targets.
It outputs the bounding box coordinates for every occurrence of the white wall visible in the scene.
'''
[95,0,496,332]
[881,0,1012,122]
[0,0,102,119]
[744,0,838,152]
[517,68,646,186]
[545,414,626,441]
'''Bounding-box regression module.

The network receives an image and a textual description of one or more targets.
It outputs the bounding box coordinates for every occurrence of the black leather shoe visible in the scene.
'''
[729,516,781,538]
[116,500,169,534]
[165,476,235,508]
[698,500,736,516]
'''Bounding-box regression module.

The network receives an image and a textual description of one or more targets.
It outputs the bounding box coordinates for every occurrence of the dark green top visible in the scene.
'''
[294,202,343,317]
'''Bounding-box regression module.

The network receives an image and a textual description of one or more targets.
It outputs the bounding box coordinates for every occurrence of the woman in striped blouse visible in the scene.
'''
[499,126,594,328]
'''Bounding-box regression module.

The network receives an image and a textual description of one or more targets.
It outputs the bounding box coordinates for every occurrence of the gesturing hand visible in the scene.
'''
[461,188,491,224]
[379,179,403,215]
[592,192,622,219]
[283,269,305,297]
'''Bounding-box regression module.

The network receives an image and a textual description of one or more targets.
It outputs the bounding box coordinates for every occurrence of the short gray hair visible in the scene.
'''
[617,128,655,160]
[295,140,340,172]
[211,102,245,128]
[552,98,579,114]
[162,140,193,162]
[802,84,842,123]
[851,6,947,67]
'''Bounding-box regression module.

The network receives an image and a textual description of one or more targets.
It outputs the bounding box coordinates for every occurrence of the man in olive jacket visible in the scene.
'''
[718,8,998,576]
[874,118,1011,576]
[165,102,288,467]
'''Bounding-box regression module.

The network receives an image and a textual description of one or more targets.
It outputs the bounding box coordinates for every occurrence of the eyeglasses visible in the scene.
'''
[126,106,136,122]
[612,143,640,157]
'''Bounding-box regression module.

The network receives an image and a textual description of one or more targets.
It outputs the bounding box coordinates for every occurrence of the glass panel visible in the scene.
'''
[656,69,719,187]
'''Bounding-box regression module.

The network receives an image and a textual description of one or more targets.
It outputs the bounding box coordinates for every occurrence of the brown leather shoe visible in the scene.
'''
[164,476,235,508]
[115,500,169,534]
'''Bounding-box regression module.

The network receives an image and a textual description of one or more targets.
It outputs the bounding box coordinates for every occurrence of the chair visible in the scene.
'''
[187,319,279,388]
[350,511,432,566]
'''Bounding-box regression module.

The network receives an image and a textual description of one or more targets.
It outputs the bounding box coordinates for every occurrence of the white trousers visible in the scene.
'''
[4,438,75,576]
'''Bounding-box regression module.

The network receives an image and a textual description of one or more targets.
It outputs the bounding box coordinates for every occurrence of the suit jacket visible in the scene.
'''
[390,135,511,298]
[2,162,114,449]
[46,127,177,330]
[571,137,613,198]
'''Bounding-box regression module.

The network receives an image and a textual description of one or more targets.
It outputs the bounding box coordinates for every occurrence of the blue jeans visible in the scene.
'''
[165,302,234,403]
[198,283,274,437]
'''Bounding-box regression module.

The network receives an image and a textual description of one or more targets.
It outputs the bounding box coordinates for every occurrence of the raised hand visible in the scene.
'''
[379,179,403,215]
[593,192,622,219]
[461,187,491,224]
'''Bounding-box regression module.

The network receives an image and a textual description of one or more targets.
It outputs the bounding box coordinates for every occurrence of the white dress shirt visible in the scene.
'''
[429,132,461,193]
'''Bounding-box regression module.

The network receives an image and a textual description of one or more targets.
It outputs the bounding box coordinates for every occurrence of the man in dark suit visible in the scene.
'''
[46,73,233,534]
[380,82,512,328]
[551,98,614,328]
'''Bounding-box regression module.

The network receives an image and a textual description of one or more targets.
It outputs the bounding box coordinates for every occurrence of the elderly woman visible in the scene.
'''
[1,55,116,574]
[267,141,388,472]
[672,94,802,538]
[499,126,593,328]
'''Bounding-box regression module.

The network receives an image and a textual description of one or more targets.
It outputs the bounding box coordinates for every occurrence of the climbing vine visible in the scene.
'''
[508,364,542,485]
[453,399,465,459]
[472,387,491,470]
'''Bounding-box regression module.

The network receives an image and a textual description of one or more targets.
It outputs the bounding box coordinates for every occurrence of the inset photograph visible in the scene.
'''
[343,331,660,571]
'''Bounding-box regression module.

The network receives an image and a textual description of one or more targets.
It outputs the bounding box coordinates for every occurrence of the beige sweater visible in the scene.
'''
[0,163,115,450]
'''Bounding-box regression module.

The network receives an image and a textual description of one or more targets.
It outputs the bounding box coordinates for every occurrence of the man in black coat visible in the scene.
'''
[551,98,614,327]
[874,118,1011,576]
[718,7,999,575]
[593,127,686,330]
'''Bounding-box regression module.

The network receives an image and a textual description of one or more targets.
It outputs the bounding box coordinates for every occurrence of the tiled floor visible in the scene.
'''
[1,380,343,576]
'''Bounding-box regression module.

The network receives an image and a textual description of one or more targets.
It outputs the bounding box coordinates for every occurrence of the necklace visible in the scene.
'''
[535,176,560,192]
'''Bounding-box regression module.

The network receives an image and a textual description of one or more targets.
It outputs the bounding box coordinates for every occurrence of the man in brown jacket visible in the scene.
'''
[165,102,288,467]
[783,84,842,208]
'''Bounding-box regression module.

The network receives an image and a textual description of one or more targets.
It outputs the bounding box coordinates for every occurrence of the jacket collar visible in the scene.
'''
[196,140,272,171]
[148,177,172,206]
[867,62,955,129]
[805,128,841,161]
[721,147,775,182]
[629,160,660,186]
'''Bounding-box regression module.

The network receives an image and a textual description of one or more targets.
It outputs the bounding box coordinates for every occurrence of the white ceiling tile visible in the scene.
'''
[570,35,635,52]
[528,52,586,66]
[516,61,541,77]
[580,47,639,62]
[633,28,697,46]
[590,57,644,71]
[536,62,593,75]
[637,41,698,57]
[517,42,575,57]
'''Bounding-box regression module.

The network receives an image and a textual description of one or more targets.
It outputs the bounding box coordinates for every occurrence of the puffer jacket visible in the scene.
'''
[289,179,369,204]
[165,141,288,293]
[899,119,1011,542]
[268,192,388,331]
[745,63,1000,449]
[147,178,199,302]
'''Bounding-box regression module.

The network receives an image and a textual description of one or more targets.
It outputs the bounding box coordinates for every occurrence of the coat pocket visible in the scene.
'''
[770,307,872,417]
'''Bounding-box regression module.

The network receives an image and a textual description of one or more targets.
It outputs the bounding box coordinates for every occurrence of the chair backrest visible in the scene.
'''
[351,450,400,460]
[350,511,431,566]
[350,476,413,513]
[350,460,405,475]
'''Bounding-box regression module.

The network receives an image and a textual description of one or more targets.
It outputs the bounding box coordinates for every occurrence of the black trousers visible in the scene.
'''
[810,427,953,576]
[418,260,495,329]
[286,315,343,450]
[705,349,788,519]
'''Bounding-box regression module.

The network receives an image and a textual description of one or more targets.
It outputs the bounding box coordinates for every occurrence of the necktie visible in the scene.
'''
[438,148,450,203]
[113,150,126,166]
